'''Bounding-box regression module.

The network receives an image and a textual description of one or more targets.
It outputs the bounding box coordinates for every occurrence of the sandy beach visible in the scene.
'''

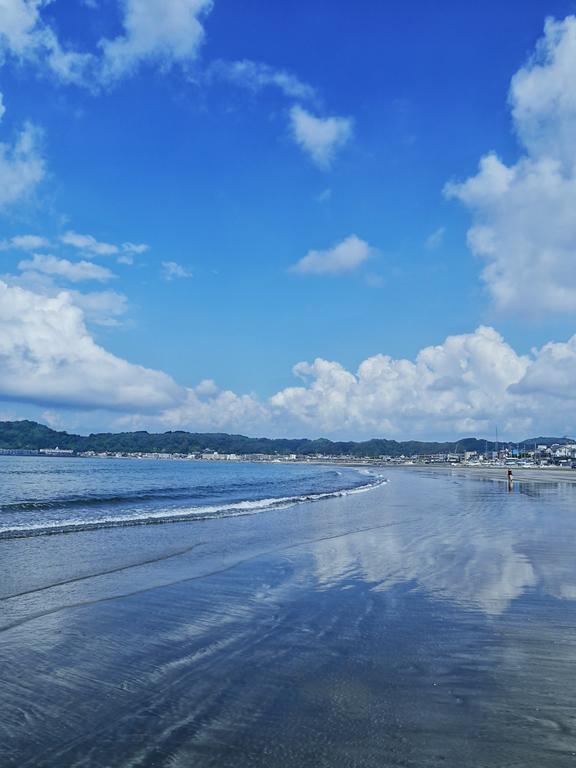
[3,466,576,766]
[391,464,576,484]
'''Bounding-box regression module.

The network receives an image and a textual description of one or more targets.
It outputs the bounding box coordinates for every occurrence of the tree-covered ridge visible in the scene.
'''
[2,420,570,458]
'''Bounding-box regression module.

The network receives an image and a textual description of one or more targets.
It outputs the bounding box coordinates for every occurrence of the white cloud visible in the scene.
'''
[446,15,576,315]
[0,0,39,56]
[1,226,147,326]
[209,59,316,101]
[0,0,213,87]
[1,267,129,327]
[117,241,149,265]
[116,325,576,439]
[0,121,44,207]
[269,326,531,437]
[0,280,185,411]
[510,17,576,168]
[60,230,119,256]
[0,233,49,250]
[122,241,149,254]
[99,0,213,81]
[18,254,115,283]
[0,0,93,84]
[162,260,192,280]
[290,105,353,169]
[59,231,150,260]
[291,235,374,275]
[3,291,576,438]
[121,380,269,433]
[68,289,128,327]
[512,335,576,401]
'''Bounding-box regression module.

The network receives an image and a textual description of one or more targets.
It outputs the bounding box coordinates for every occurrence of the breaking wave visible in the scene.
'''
[0,476,387,540]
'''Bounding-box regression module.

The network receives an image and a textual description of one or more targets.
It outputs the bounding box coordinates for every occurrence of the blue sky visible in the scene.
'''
[1,0,576,440]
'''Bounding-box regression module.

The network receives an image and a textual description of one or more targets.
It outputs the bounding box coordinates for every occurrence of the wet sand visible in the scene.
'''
[396,464,576,484]
[2,468,576,766]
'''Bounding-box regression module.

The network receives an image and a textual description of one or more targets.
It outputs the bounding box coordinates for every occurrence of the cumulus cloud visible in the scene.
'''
[121,380,270,433]
[18,254,115,283]
[0,267,129,327]
[512,335,576,401]
[0,280,185,411]
[208,59,316,101]
[270,326,532,437]
[290,105,353,169]
[162,260,192,280]
[114,325,576,439]
[2,295,576,438]
[291,235,374,275]
[99,0,213,81]
[510,16,576,167]
[446,15,576,315]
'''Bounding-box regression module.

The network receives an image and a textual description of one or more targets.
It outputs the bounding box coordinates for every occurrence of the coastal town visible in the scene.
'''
[1,441,576,468]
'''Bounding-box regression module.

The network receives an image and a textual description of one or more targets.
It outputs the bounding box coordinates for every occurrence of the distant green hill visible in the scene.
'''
[518,436,574,447]
[0,419,536,458]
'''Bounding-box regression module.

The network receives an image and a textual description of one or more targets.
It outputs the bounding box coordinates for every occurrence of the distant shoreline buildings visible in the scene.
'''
[1,442,576,469]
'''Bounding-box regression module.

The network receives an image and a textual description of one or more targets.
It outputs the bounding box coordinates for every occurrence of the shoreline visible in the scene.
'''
[381,463,576,484]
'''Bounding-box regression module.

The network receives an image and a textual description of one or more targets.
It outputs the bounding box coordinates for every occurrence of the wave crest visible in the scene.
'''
[0,476,387,540]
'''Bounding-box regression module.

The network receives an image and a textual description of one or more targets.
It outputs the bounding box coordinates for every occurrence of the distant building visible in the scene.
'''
[39,448,75,456]
[0,448,39,456]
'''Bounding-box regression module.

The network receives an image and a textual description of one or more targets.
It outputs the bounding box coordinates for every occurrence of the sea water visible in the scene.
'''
[0,456,383,538]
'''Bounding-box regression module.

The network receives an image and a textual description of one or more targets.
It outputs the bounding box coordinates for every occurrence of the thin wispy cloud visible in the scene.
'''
[18,254,115,283]
[0,234,50,250]
[208,59,316,101]
[60,231,149,259]
[162,260,193,280]
[425,227,446,250]
[60,231,119,256]
[0,119,44,208]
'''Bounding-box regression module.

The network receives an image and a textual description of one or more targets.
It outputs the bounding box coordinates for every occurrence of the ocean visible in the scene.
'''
[2,461,576,767]
[0,456,384,538]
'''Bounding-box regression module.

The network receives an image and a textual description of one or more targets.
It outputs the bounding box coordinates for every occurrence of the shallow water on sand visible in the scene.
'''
[2,466,576,766]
